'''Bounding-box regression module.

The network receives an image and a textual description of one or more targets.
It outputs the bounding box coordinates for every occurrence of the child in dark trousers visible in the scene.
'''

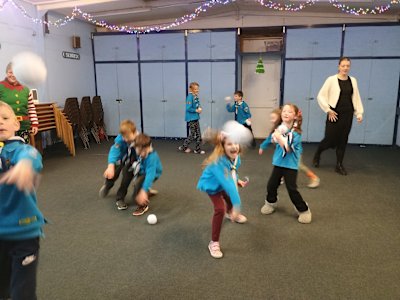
[99,120,139,210]
[197,130,249,259]
[260,104,312,224]
[178,82,205,154]
[0,101,45,300]
[226,90,256,148]
[131,134,163,216]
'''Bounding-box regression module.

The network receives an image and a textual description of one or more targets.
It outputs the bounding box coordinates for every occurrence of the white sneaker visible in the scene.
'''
[298,209,312,224]
[225,213,247,224]
[307,177,320,189]
[261,201,276,215]
[208,241,223,259]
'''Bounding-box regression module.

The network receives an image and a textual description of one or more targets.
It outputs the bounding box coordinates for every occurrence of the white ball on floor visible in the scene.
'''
[222,120,253,146]
[224,96,232,102]
[147,214,157,225]
[12,52,47,87]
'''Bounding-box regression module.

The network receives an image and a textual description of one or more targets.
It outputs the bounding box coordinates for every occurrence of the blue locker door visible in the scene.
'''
[93,35,137,61]
[364,59,400,145]
[308,60,338,142]
[188,62,212,132]
[141,63,165,137]
[343,26,400,57]
[211,31,236,60]
[187,32,212,60]
[211,62,236,130]
[96,63,141,136]
[139,33,185,61]
[163,63,187,138]
[286,27,342,58]
[283,61,313,141]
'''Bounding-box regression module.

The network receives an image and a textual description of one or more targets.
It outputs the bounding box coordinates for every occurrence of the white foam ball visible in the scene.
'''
[12,52,47,87]
[222,120,253,146]
[147,214,157,225]
[224,96,232,102]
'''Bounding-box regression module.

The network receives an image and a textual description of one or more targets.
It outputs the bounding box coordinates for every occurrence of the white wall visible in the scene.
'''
[0,1,44,92]
[44,13,96,106]
[0,3,96,107]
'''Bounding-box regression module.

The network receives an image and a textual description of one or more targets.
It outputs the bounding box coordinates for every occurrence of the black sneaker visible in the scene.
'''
[116,200,128,210]
[132,205,149,216]
[99,185,110,198]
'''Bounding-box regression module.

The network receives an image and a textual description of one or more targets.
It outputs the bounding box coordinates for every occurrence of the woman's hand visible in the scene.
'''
[328,110,338,122]
[31,127,38,135]
[258,148,263,155]
[356,115,363,123]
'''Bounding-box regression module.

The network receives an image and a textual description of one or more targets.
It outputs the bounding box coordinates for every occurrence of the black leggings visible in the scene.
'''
[266,166,308,212]
[316,111,353,164]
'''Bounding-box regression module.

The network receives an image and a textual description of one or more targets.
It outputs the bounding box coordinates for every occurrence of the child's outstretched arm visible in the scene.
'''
[0,147,42,194]
[259,134,272,155]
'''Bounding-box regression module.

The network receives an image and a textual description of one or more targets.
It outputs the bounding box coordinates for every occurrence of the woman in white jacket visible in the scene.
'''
[313,57,364,175]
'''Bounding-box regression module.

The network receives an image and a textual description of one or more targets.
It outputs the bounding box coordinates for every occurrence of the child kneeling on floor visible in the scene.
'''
[131,134,163,216]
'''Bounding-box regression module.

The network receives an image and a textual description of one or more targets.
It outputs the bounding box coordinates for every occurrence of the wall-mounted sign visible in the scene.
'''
[62,51,80,60]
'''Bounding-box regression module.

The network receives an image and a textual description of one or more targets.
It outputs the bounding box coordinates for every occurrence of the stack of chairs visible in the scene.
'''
[91,96,108,141]
[80,96,100,144]
[29,103,75,156]
[63,97,90,149]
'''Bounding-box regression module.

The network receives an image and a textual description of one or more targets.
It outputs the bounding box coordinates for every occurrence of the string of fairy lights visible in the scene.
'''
[1,0,399,34]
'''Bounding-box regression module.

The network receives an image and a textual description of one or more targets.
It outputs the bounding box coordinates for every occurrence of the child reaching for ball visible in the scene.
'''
[131,134,163,216]
[259,108,320,189]
[197,127,249,259]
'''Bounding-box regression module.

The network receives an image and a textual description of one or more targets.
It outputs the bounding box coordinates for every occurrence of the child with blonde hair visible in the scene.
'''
[197,129,249,258]
[99,120,139,210]
[0,101,45,299]
[178,82,205,154]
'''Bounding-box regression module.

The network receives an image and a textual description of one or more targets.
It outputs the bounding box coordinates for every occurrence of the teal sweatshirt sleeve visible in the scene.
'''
[15,144,43,173]
[242,102,252,119]
[141,154,158,192]
[186,94,197,113]
[208,162,241,208]
[226,103,235,112]
[260,134,273,150]
[107,134,126,164]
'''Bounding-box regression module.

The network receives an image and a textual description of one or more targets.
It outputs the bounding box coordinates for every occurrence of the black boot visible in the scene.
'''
[313,152,320,168]
[335,163,347,175]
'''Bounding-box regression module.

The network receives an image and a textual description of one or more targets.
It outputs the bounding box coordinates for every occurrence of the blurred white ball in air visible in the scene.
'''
[147,214,157,225]
[224,96,232,102]
[222,120,252,146]
[12,52,47,87]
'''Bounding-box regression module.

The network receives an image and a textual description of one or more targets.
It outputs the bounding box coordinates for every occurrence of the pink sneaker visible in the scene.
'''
[208,241,223,259]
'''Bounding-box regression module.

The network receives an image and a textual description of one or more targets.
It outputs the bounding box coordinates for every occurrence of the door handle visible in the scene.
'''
[308,97,314,100]
[367,97,373,100]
